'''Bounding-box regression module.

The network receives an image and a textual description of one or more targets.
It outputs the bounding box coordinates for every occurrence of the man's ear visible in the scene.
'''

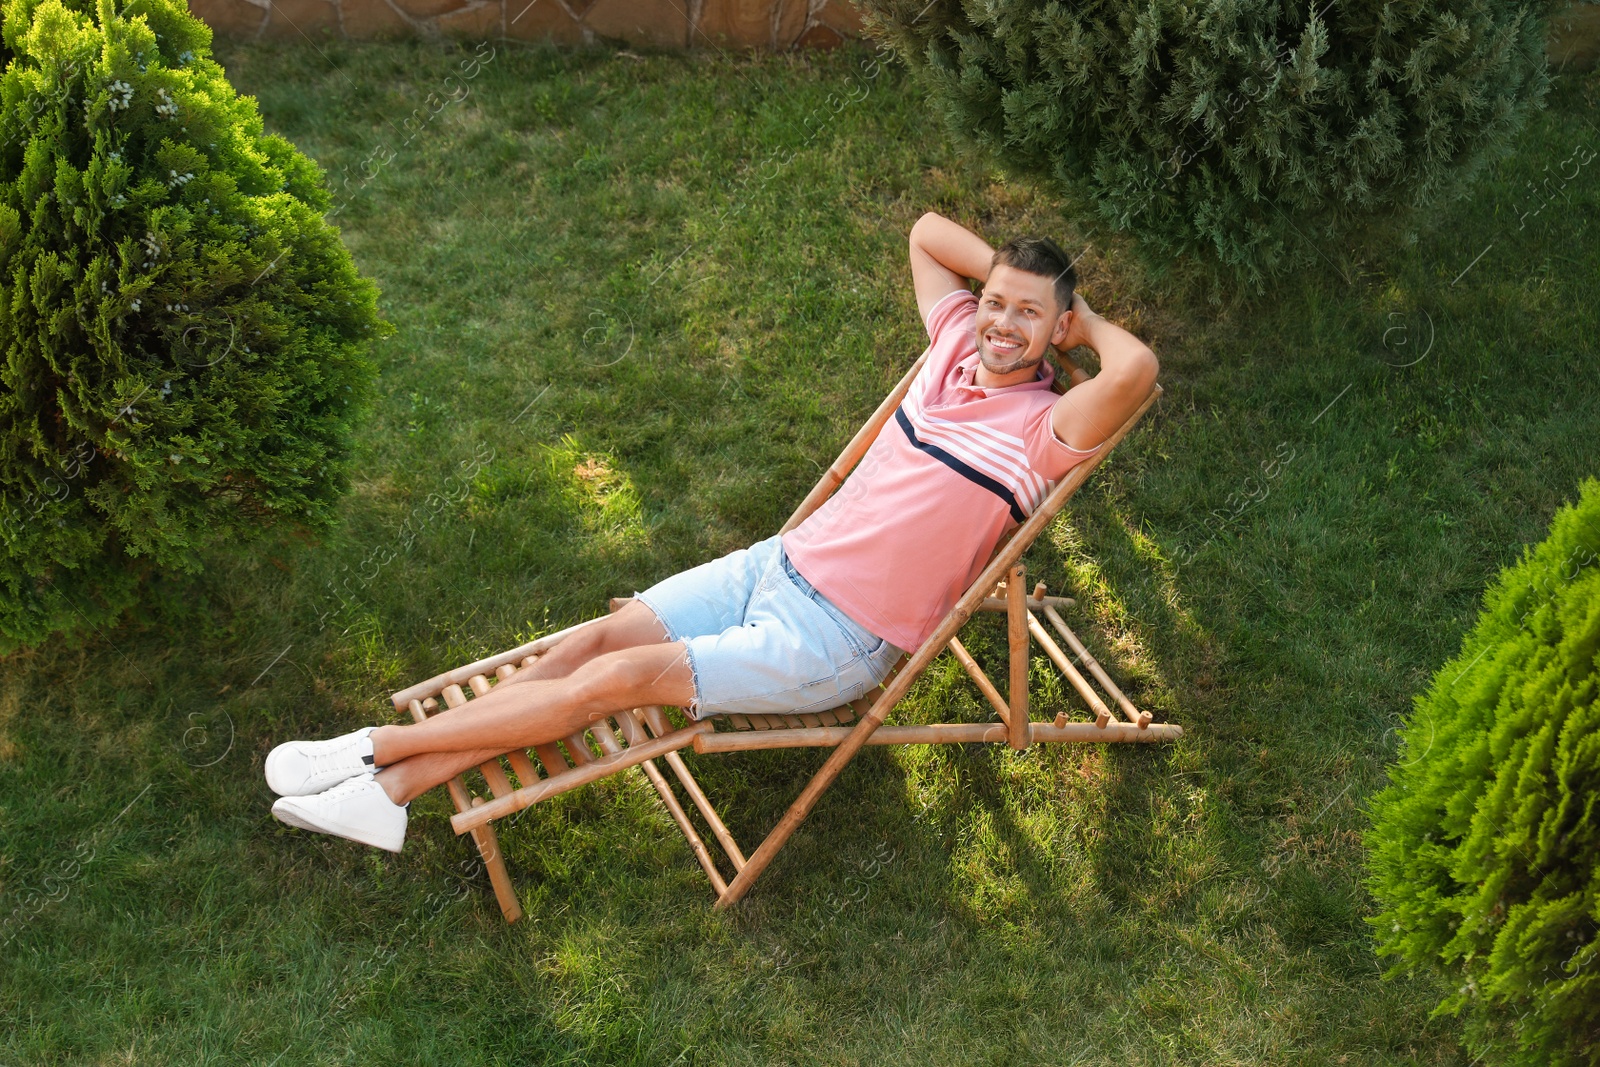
[1051,309,1071,347]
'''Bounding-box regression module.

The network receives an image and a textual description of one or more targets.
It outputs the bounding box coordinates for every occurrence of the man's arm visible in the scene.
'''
[1050,292,1159,452]
[909,212,991,326]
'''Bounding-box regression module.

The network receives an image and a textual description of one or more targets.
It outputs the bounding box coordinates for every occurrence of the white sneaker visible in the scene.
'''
[264,726,378,796]
[271,773,408,853]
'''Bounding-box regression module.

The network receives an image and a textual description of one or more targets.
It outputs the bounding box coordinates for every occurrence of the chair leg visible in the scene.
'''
[409,696,524,924]
[469,797,524,923]
[1006,563,1030,751]
[635,759,728,896]
[1043,605,1153,728]
[714,681,903,909]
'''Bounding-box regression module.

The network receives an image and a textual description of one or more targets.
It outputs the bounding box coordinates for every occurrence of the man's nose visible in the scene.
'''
[992,310,1028,337]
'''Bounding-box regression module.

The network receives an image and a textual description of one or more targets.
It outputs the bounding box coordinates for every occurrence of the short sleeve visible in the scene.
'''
[923,287,976,343]
[1023,397,1101,482]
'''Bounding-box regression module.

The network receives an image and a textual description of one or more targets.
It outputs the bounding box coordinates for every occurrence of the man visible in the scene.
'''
[265,211,1159,852]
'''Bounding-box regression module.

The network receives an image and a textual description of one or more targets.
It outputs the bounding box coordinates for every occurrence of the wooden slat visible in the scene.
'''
[590,720,623,756]
[615,709,650,746]
[797,713,823,728]
[1026,611,1113,726]
[1042,605,1152,728]
[641,706,676,738]
[463,674,515,797]
[533,743,568,777]
[1006,564,1030,751]
[946,636,1012,722]
[977,593,1076,612]
[507,750,543,788]
[693,720,1184,752]
[452,722,715,833]
[563,731,594,766]
[727,714,752,730]
[477,757,514,799]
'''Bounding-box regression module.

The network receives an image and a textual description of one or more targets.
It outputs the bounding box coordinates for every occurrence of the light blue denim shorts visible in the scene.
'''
[632,534,905,720]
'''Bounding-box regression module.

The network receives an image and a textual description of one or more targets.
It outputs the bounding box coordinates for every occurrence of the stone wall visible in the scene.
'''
[188,0,868,50]
[191,0,1598,67]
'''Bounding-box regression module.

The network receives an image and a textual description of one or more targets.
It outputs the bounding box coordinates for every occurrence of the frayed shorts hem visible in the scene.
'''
[630,535,903,721]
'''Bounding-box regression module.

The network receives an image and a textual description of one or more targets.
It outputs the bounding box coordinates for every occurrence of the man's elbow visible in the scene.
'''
[1121,347,1159,396]
[910,211,945,243]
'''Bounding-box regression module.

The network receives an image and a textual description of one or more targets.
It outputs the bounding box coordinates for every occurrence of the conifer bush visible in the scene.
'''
[0,0,390,652]
[859,0,1561,291]
[1366,477,1600,1066]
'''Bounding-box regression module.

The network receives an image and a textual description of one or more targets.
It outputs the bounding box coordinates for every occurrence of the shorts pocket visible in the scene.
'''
[807,594,877,659]
[824,649,881,709]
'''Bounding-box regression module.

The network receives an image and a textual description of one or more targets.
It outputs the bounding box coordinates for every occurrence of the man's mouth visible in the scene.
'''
[986,332,1024,353]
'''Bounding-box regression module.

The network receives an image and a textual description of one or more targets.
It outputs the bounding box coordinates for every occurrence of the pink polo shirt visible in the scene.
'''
[782,287,1100,652]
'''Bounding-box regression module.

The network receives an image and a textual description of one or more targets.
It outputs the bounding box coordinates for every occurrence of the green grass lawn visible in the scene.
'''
[2,34,1597,1065]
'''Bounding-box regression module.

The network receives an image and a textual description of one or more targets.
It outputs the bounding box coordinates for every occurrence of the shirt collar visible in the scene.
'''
[954,349,1058,395]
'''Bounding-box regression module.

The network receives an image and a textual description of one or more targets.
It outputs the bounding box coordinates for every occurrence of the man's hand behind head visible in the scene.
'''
[1055,291,1097,353]
[1048,292,1158,451]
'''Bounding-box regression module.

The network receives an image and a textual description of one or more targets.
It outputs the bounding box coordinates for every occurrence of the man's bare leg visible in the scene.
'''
[495,600,671,687]
[372,637,695,805]
[368,601,675,804]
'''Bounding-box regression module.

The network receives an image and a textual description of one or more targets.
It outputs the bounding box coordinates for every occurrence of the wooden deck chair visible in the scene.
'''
[388,352,1180,922]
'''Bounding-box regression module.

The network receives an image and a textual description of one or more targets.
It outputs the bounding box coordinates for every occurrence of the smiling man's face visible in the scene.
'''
[976,264,1070,382]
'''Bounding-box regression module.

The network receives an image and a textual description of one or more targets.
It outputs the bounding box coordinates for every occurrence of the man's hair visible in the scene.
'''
[990,236,1076,317]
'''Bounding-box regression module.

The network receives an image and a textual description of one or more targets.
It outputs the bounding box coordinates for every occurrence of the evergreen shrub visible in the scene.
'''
[0,0,391,652]
[859,0,1562,291]
[1366,477,1600,1066]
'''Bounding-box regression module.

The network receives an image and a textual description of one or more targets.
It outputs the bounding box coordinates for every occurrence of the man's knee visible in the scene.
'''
[536,606,643,664]
[597,598,671,652]
[502,602,670,688]
[568,643,690,709]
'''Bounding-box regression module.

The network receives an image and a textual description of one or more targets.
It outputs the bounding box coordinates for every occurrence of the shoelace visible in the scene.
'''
[303,736,366,780]
[319,773,405,810]
[316,773,374,801]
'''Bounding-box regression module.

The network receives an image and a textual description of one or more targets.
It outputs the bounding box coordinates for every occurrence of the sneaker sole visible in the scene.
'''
[271,796,405,853]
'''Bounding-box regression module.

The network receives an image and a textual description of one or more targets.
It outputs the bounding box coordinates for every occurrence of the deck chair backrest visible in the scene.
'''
[710,364,1164,906]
